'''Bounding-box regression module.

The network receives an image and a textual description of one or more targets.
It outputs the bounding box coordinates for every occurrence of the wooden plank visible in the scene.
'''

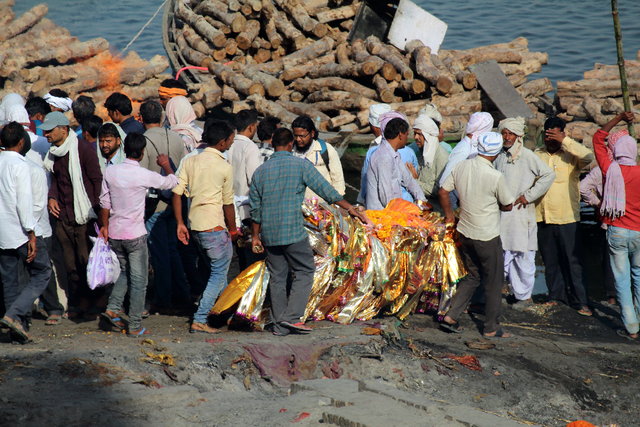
[469,60,533,118]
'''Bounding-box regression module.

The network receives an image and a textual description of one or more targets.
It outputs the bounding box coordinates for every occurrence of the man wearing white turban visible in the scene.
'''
[495,117,555,309]
[44,89,73,113]
[439,132,515,338]
[439,112,494,186]
[358,104,420,206]
[410,114,449,211]
[408,103,452,159]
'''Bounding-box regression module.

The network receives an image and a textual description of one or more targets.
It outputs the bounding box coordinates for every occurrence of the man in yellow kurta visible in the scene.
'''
[535,117,594,315]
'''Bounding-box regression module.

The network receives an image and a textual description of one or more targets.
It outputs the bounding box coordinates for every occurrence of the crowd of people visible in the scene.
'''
[0,79,638,343]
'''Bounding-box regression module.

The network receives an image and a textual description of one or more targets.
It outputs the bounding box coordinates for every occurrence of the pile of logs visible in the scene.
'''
[0,2,170,119]
[176,0,552,133]
[555,53,640,145]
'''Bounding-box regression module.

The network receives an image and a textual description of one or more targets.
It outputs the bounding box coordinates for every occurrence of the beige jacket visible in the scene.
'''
[294,139,345,199]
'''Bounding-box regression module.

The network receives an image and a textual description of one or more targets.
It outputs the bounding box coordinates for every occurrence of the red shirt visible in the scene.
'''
[593,129,640,231]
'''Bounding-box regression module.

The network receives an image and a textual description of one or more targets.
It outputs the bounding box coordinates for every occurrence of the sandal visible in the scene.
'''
[577,306,593,317]
[100,310,126,330]
[128,327,150,338]
[45,314,62,326]
[190,322,221,334]
[0,316,30,343]
[440,320,463,333]
[483,328,512,338]
[616,329,638,341]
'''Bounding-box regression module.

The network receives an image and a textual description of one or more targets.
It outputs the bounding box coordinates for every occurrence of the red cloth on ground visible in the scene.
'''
[593,129,640,231]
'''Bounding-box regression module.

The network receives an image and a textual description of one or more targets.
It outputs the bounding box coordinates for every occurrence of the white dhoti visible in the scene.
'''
[504,250,536,300]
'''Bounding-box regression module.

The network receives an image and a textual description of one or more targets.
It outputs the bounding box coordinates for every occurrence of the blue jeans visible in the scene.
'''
[107,236,149,330]
[607,226,640,334]
[146,210,189,308]
[192,230,232,324]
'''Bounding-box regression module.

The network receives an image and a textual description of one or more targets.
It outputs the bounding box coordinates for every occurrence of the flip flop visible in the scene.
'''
[100,312,126,330]
[616,329,638,341]
[440,321,463,333]
[45,315,62,326]
[577,307,593,317]
[0,316,30,343]
[483,328,512,339]
[127,327,150,338]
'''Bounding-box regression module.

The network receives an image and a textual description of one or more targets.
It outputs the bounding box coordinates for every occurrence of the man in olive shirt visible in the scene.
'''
[439,132,515,338]
[535,117,594,316]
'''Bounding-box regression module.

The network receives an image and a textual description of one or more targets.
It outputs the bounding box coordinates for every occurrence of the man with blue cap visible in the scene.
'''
[438,132,515,338]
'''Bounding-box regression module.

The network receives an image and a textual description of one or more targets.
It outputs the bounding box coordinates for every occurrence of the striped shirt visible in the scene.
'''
[250,151,342,246]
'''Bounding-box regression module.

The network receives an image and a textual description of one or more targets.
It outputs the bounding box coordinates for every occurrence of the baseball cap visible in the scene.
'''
[37,111,70,131]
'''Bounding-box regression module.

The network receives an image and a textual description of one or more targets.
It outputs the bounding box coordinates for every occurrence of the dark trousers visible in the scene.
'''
[55,219,92,310]
[447,234,503,334]
[265,238,315,335]
[0,237,52,328]
[39,236,64,315]
[538,222,589,307]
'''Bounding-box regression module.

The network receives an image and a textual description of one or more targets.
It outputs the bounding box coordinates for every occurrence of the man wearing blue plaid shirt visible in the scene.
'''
[249,128,369,336]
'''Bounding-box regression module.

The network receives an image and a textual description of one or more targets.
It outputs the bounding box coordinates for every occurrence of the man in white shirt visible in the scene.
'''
[0,123,52,343]
[227,109,262,270]
[439,132,515,338]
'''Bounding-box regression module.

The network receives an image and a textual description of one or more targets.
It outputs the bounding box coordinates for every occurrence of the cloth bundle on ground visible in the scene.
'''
[211,199,466,328]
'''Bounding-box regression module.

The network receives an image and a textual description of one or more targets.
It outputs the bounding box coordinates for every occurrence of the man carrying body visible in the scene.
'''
[140,100,190,313]
[249,128,368,336]
[365,113,425,210]
[43,112,102,319]
[104,92,145,135]
[535,117,594,316]
[173,120,239,334]
[439,132,515,338]
[495,117,555,309]
[0,123,51,343]
[292,115,345,199]
[99,133,178,336]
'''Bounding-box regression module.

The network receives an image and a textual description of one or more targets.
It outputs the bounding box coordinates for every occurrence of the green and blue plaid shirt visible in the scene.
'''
[250,151,342,246]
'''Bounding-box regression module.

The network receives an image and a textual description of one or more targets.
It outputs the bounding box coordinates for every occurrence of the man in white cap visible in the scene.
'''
[439,132,515,338]
[409,114,449,212]
[41,111,103,319]
[358,105,420,206]
[408,103,451,161]
[43,89,73,113]
[495,117,555,309]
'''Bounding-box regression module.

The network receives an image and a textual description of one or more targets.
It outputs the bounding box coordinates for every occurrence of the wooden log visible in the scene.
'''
[508,71,528,87]
[242,0,262,13]
[557,78,640,98]
[203,87,223,109]
[242,66,285,97]
[306,61,377,79]
[213,48,227,61]
[397,79,427,96]
[0,8,14,27]
[328,112,356,130]
[175,1,227,48]
[176,32,211,68]
[236,19,260,50]
[583,63,640,80]
[336,42,351,66]
[516,78,553,98]
[225,38,238,56]
[498,56,545,77]
[440,37,529,57]
[289,91,304,102]
[248,94,297,124]
[208,62,265,96]
[274,0,328,38]
[316,4,358,23]
[301,0,330,14]
[339,19,353,31]
[351,39,385,76]
[281,36,335,69]
[364,35,413,80]
[222,85,240,102]
[183,26,214,56]
[195,0,246,32]
[412,46,455,94]
[33,38,110,66]
[264,18,283,49]
[232,101,252,114]
[120,55,170,86]
[324,24,348,44]
[227,0,241,12]
[254,48,271,64]
[372,74,395,103]
[602,97,625,114]
[251,37,271,50]
[278,100,330,122]
[291,77,377,100]
[203,16,231,34]
[274,10,308,50]
[0,4,47,43]
[306,89,357,103]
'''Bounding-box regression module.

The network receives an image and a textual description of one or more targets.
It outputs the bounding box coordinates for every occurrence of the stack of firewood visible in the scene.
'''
[177,0,552,133]
[555,55,640,144]
[0,2,170,118]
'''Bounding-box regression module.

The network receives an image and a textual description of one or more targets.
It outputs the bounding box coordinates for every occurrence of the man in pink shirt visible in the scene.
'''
[98,133,177,336]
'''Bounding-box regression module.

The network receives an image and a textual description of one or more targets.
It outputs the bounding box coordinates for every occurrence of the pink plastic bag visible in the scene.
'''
[87,227,120,289]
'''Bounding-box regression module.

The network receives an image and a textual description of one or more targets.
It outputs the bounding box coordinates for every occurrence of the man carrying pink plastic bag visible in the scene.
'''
[98,133,177,337]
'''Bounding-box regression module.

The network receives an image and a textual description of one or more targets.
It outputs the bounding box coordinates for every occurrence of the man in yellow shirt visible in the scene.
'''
[172,120,239,334]
[535,117,594,316]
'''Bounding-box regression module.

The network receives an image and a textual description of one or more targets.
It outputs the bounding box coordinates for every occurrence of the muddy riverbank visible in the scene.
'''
[0,298,636,426]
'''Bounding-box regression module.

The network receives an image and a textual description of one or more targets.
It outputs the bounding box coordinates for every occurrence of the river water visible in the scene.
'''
[14,0,640,84]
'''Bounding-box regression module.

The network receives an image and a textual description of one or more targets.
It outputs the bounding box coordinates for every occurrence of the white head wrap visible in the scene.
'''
[413,114,440,167]
[465,112,494,148]
[5,104,30,124]
[44,93,73,112]
[0,93,25,122]
[498,117,526,163]
[418,103,443,124]
[477,132,504,156]
[369,103,391,128]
